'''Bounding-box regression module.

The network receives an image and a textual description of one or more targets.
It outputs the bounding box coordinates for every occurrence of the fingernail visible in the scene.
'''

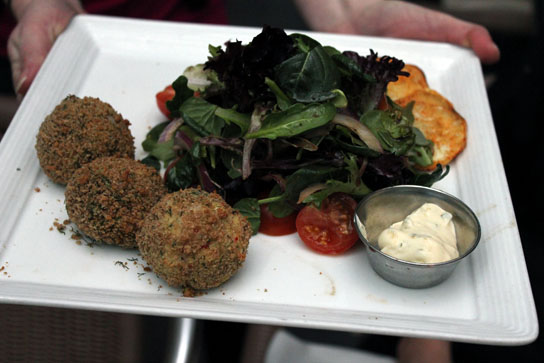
[14,75,26,95]
[491,42,500,54]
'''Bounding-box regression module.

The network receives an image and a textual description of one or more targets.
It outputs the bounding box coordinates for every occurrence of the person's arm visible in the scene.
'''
[294,0,500,64]
[7,0,84,97]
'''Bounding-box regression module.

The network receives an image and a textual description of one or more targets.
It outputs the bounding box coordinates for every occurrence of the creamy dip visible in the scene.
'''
[378,203,458,263]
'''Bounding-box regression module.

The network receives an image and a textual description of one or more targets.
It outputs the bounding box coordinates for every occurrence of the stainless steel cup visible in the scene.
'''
[354,185,481,288]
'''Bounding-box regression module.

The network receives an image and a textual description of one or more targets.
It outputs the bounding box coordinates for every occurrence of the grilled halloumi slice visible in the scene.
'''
[395,89,467,170]
[387,64,467,169]
[387,64,429,101]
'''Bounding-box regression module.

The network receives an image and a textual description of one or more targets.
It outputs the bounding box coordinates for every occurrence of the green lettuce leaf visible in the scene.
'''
[245,102,336,140]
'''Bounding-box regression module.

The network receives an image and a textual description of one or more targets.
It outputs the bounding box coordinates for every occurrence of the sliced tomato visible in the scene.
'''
[156,85,175,119]
[259,204,297,236]
[295,193,359,255]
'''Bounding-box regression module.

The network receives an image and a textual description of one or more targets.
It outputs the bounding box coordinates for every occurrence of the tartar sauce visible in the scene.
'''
[378,203,458,263]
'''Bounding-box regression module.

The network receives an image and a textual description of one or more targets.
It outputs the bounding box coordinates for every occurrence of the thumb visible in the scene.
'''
[7,23,52,96]
[463,26,500,64]
[409,7,501,64]
[7,1,82,97]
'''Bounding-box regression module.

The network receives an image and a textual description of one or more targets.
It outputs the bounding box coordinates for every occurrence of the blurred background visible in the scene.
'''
[0,0,542,362]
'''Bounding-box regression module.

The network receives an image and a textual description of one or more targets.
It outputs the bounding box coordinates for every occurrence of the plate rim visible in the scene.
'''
[0,14,538,345]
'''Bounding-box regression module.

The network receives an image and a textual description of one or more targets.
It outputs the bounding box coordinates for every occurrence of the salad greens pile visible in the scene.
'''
[142,26,448,233]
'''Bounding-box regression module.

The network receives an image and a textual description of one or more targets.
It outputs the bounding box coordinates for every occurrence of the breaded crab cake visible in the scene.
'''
[65,157,166,248]
[137,188,252,290]
[36,95,135,184]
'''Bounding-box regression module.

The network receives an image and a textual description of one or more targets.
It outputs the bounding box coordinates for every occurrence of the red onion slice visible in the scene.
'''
[297,183,327,204]
[332,114,383,153]
[158,118,184,143]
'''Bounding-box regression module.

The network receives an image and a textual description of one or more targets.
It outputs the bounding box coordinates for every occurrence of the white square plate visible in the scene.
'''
[0,15,537,345]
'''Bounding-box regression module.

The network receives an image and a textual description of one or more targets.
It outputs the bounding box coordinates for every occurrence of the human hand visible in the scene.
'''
[397,337,452,363]
[295,0,500,64]
[7,0,84,97]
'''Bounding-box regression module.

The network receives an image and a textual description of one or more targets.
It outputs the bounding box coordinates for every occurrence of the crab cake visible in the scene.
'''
[65,157,166,248]
[137,188,252,290]
[36,95,135,184]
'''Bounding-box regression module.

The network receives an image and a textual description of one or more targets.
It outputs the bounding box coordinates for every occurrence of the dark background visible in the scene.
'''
[0,0,541,362]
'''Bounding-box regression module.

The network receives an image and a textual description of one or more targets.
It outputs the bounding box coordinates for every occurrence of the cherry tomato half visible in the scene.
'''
[156,85,175,119]
[258,204,297,236]
[295,193,359,255]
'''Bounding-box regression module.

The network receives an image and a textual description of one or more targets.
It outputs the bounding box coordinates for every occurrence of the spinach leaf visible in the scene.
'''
[222,121,246,138]
[166,76,194,118]
[410,164,449,186]
[302,180,371,207]
[264,77,292,111]
[407,127,433,167]
[142,121,169,152]
[333,137,379,157]
[331,53,375,82]
[361,109,414,156]
[290,33,321,53]
[214,106,250,134]
[165,155,197,192]
[325,45,375,83]
[190,141,205,159]
[275,45,340,103]
[266,184,294,218]
[360,100,434,168]
[142,120,176,162]
[180,97,224,136]
[179,110,210,137]
[330,125,381,158]
[188,140,216,172]
[208,44,221,57]
[233,198,261,235]
[331,89,348,108]
[267,166,340,218]
[323,45,340,56]
[302,154,371,206]
[150,139,175,162]
[245,102,336,139]
[220,149,243,179]
[283,166,341,196]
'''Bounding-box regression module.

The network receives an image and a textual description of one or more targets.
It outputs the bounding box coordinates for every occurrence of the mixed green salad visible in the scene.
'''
[142,26,448,235]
